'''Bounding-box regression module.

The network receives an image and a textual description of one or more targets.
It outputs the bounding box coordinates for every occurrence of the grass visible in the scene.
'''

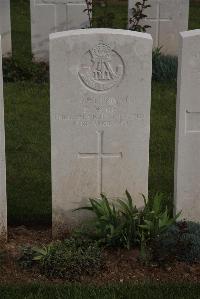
[93,3,127,29]
[4,0,200,225]
[10,0,32,61]
[189,1,200,30]
[149,82,176,202]
[4,82,51,225]
[1,283,200,298]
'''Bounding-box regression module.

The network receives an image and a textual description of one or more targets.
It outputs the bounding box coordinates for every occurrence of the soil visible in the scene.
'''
[1,226,200,285]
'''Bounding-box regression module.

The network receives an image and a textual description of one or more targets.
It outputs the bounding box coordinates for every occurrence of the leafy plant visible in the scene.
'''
[19,238,102,280]
[117,190,140,249]
[138,193,181,263]
[32,244,54,263]
[77,191,180,253]
[129,0,151,32]
[76,194,125,247]
[139,193,180,240]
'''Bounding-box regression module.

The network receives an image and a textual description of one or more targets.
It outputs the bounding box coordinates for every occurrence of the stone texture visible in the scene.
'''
[128,0,189,55]
[175,29,200,222]
[0,36,7,241]
[30,0,90,61]
[0,0,12,56]
[50,28,152,236]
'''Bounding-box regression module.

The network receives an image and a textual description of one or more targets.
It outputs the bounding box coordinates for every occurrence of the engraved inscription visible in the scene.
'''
[78,41,124,92]
[78,131,122,194]
[54,95,145,127]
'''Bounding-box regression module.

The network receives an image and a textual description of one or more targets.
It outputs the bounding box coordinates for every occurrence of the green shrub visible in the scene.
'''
[151,221,200,264]
[152,48,178,82]
[3,57,49,83]
[19,238,103,280]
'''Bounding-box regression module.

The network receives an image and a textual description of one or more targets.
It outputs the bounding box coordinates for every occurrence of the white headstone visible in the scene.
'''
[0,36,7,241]
[50,28,152,236]
[128,0,189,55]
[0,0,12,56]
[30,0,90,61]
[175,29,200,221]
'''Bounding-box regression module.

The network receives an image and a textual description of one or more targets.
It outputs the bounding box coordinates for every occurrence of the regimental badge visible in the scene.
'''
[78,42,124,92]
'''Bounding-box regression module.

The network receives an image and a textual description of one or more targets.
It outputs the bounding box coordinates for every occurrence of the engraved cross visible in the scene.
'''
[146,0,171,47]
[78,131,122,194]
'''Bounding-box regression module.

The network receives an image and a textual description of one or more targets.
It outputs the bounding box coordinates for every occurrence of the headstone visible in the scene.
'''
[0,0,12,56]
[0,36,7,241]
[30,0,90,61]
[50,28,152,236]
[128,0,189,55]
[175,29,200,221]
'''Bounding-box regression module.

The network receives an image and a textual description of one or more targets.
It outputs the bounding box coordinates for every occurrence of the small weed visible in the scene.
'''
[19,238,103,280]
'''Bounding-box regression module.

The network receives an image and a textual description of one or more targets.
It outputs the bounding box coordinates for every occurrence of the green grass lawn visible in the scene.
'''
[4,0,200,226]
[10,0,32,62]
[189,1,200,30]
[5,83,51,225]
[1,283,200,299]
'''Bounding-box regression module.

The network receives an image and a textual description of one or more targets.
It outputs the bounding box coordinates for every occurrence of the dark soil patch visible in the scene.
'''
[1,227,200,284]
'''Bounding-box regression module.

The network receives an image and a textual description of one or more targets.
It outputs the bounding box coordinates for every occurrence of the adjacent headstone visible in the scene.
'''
[0,36,7,241]
[0,0,12,56]
[175,29,200,221]
[30,0,90,61]
[50,28,152,236]
[128,0,189,55]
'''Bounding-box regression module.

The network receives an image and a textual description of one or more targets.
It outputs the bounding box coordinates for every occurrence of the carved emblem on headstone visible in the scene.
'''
[78,42,124,92]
